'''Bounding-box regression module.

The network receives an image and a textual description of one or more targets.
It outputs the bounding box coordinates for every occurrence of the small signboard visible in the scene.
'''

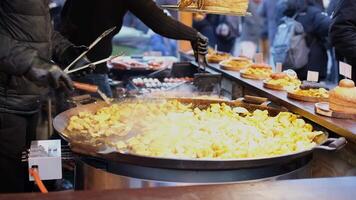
[275,63,283,73]
[339,61,352,79]
[307,71,319,82]
[255,53,263,64]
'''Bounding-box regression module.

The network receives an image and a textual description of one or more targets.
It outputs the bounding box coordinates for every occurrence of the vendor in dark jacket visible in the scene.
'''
[0,0,91,193]
[330,0,356,82]
[60,0,208,97]
[280,0,331,80]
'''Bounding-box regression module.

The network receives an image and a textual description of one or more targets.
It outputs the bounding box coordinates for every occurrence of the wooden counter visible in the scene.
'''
[1,177,355,200]
[207,63,356,142]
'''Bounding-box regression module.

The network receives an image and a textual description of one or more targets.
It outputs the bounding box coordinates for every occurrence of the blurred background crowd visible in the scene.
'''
[49,0,346,84]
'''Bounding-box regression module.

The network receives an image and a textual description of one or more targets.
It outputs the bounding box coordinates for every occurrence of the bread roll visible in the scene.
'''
[251,63,272,69]
[329,79,356,114]
[270,72,287,80]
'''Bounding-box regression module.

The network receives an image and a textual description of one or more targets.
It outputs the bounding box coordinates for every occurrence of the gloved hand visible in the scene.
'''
[25,65,74,91]
[191,32,209,63]
[62,45,95,77]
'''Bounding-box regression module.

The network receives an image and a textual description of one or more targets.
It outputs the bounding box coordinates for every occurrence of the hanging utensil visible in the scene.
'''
[66,53,124,75]
[64,26,117,73]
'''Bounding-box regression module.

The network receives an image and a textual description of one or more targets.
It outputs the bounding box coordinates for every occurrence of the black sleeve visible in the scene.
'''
[312,11,331,38]
[0,34,51,76]
[330,0,356,60]
[125,0,198,41]
[51,30,74,66]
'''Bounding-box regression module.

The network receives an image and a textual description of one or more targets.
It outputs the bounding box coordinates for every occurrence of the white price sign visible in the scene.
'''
[275,63,283,73]
[307,71,319,82]
[255,53,263,64]
[339,61,352,79]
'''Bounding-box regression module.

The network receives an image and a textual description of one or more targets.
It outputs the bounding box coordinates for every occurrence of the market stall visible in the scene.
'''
[2,0,356,198]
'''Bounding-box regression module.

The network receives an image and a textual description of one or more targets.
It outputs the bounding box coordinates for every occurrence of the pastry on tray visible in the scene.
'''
[240,63,273,80]
[219,57,252,71]
[288,81,329,102]
[177,0,249,14]
[264,72,301,91]
[288,88,329,102]
[329,79,356,114]
[206,49,231,63]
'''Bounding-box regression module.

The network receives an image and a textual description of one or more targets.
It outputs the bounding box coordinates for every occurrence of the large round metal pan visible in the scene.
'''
[53,98,346,170]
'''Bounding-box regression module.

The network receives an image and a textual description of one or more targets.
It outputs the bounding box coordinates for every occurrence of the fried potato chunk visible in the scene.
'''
[66,100,323,159]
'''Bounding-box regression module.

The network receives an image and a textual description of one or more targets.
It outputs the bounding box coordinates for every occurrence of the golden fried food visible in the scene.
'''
[207,49,231,63]
[178,0,194,8]
[241,64,273,80]
[178,0,249,15]
[219,57,252,71]
[265,73,301,91]
[293,88,329,98]
[66,100,323,160]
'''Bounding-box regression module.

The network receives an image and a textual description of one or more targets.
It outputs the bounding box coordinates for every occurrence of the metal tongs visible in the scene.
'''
[68,53,124,105]
[66,53,124,74]
[62,27,119,104]
[63,26,117,73]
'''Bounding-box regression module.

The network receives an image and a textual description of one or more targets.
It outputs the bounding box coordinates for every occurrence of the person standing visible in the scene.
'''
[330,0,356,82]
[278,0,331,80]
[0,0,91,193]
[214,15,240,53]
[60,0,208,97]
[239,0,264,59]
[259,0,280,45]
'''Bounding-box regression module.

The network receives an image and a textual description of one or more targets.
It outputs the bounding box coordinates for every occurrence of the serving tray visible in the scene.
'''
[161,5,250,16]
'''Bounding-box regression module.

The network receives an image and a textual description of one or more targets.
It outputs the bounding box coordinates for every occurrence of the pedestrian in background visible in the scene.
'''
[238,0,264,59]
[277,0,331,80]
[330,0,356,82]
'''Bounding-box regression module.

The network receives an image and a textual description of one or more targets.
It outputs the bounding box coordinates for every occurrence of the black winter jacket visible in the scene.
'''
[60,0,199,74]
[0,0,73,114]
[281,0,331,80]
[330,0,356,82]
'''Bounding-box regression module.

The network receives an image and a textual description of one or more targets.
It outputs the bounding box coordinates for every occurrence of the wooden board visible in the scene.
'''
[263,81,285,91]
[288,92,329,103]
[219,59,251,71]
[315,102,356,120]
[207,55,230,64]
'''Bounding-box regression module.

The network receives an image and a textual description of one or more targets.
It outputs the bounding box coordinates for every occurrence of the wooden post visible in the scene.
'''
[178,12,193,52]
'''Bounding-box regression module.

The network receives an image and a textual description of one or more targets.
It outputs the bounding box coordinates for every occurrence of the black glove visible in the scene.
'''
[25,65,74,91]
[62,45,95,77]
[191,32,209,62]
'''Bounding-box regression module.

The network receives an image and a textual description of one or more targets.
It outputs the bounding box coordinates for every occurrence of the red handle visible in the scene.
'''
[29,168,48,194]
[73,81,98,93]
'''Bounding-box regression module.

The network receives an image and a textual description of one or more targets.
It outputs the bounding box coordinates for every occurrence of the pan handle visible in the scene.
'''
[73,81,98,93]
[313,137,347,151]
